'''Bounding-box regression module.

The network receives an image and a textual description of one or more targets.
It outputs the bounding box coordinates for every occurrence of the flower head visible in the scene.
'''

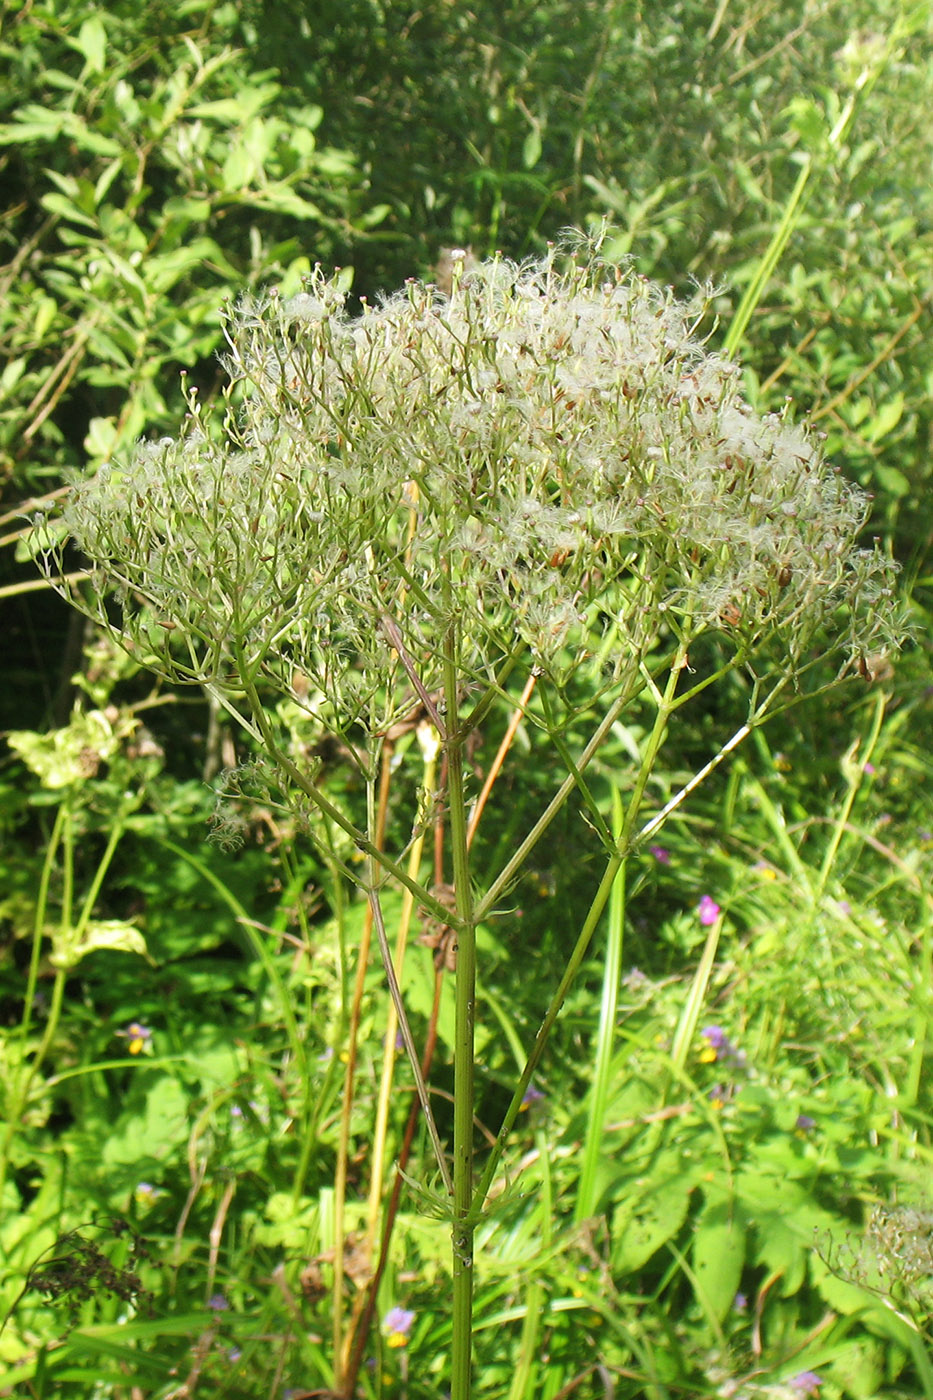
[700,1025,746,1069]
[134,1181,163,1205]
[521,1082,546,1109]
[50,238,902,737]
[384,1305,415,1348]
[118,1021,152,1055]
[698,895,721,926]
[788,1372,822,1396]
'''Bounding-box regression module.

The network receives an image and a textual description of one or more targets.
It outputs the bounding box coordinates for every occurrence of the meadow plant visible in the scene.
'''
[44,236,902,1398]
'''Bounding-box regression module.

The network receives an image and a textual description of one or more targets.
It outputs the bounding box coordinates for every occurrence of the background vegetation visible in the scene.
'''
[1,0,931,1397]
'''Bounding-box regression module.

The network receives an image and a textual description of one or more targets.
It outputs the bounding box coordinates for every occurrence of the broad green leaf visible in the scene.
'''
[33,296,57,340]
[84,415,120,460]
[143,239,227,293]
[357,202,391,230]
[101,1076,188,1166]
[94,157,125,206]
[612,1169,696,1274]
[0,107,121,156]
[692,1199,746,1322]
[248,183,326,220]
[50,919,149,970]
[7,710,134,788]
[0,356,26,396]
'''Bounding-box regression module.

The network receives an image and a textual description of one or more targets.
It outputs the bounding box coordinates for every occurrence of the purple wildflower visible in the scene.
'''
[384,1305,415,1348]
[698,895,721,925]
[788,1372,822,1396]
[117,1021,152,1055]
[701,1025,747,1069]
[702,1025,728,1051]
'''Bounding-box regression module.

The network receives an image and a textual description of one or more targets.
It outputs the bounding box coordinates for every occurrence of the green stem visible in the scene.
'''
[813,689,885,902]
[366,887,453,1195]
[474,648,689,1217]
[723,35,895,360]
[472,846,624,1217]
[1,790,134,1207]
[236,668,458,929]
[474,687,633,923]
[445,626,477,1400]
[574,786,626,1223]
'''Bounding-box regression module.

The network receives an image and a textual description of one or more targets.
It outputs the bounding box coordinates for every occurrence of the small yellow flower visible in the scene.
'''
[117,1021,153,1055]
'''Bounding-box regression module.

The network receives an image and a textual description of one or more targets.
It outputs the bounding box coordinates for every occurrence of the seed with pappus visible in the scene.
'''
[47,233,902,736]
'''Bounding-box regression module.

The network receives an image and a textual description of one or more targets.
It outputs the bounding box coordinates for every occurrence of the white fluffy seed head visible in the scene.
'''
[53,238,902,725]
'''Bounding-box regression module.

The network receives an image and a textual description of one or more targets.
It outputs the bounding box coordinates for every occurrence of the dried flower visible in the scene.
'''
[48,237,902,737]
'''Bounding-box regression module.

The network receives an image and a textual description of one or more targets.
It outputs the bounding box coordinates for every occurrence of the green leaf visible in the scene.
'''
[692,1198,746,1322]
[612,1168,696,1274]
[0,356,26,397]
[71,17,108,73]
[784,95,827,152]
[50,919,150,970]
[357,202,392,230]
[7,709,133,788]
[188,83,281,122]
[522,125,543,170]
[732,157,769,207]
[866,392,906,443]
[101,1076,189,1166]
[39,192,99,230]
[84,415,120,460]
[33,296,58,340]
[220,142,256,192]
[874,464,910,497]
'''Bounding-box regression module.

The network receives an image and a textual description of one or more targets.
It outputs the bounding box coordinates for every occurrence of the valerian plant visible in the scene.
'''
[42,235,902,1400]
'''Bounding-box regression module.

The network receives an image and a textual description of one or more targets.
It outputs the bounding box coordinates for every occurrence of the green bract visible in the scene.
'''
[51,242,899,732]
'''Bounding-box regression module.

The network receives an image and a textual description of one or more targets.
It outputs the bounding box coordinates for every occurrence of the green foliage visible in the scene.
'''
[2,0,933,1396]
[0,0,376,496]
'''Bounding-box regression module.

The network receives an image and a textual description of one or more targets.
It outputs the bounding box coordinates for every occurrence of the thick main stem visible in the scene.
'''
[444,627,477,1400]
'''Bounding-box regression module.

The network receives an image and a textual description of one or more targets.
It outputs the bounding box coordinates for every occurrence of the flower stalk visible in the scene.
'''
[42,233,904,1397]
